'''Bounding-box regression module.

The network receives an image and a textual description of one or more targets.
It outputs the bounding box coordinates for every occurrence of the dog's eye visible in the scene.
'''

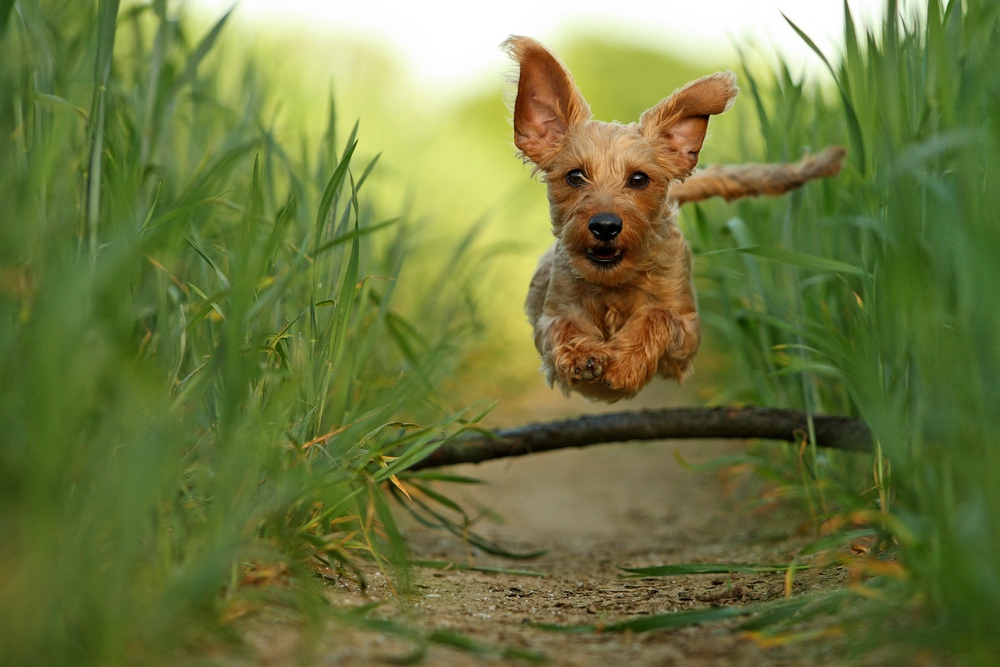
[565,169,587,187]
[628,172,650,189]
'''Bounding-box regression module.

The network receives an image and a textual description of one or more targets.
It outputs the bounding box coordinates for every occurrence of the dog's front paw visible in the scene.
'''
[658,342,698,383]
[552,344,607,385]
[601,350,658,394]
[658,312,701,382]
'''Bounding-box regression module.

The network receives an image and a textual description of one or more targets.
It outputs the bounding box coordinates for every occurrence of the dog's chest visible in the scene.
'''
[585,291,638,338]
[602,308,626,337]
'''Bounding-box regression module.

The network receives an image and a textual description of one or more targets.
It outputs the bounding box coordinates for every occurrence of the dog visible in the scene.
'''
[504,36,844,402]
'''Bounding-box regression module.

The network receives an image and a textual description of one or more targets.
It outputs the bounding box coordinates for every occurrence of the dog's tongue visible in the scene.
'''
[592,247,618,259]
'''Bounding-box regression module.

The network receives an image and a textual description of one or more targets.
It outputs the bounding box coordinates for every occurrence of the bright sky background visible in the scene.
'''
[192,0,892,89]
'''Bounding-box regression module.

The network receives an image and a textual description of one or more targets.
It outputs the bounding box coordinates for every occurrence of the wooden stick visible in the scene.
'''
[411,406,872,470]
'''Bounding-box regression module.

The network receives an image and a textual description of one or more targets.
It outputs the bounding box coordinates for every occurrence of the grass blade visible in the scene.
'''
[314,140,358,244]
[184,235,231,290]
[618,562,813,577]
[35,92,88,121]
[314,217,398,256]
[84,0,121,261]
[329,210,360,370]
[398,471,485,485]
[355,152,381,191]
[165,6,234,103]
[0,0,15,36]
[537,605,745,634]
[412,560,547,577]
[702,246,864,275]
[782,12,866,171]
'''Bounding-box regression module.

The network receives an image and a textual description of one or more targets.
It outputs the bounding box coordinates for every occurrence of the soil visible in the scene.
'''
[237,380,859,666]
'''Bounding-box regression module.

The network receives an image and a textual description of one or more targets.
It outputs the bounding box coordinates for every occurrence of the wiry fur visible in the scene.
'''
[505,36,845,402]
[669,145,847,204]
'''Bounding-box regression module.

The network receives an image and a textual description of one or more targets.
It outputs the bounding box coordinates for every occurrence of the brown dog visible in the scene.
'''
[505,36,844,402]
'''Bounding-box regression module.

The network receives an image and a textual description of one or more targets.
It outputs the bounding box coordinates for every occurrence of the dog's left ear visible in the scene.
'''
[640,72,738,177]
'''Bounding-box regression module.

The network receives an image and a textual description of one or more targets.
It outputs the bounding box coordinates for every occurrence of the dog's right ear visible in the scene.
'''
[640,72,738,178]
[502,36,591,170]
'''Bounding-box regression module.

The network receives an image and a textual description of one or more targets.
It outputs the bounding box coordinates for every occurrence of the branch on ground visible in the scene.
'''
[413,406,872,470]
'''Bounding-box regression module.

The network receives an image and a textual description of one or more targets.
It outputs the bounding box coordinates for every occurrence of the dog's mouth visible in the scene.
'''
[585,246,624,266]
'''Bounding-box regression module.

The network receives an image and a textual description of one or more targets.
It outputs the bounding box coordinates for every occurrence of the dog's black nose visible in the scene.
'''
[588,213,622,241]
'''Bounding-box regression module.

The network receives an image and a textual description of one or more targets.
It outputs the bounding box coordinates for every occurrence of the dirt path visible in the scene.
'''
[230,379,855,665]
[275,380,852,666]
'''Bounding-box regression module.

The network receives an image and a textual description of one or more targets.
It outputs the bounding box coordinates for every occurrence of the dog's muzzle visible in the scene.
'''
[586,213,624,266]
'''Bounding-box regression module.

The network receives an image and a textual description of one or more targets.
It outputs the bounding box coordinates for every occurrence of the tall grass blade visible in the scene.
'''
[84,0,120,260]
[315,140,357,243]
[165,6,234,103]
[0,0,14,36]
[782,12,867,171]
[329,212,360,370]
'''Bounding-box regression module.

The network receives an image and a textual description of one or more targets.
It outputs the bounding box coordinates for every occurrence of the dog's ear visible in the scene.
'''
[503,36,591,169]
[640,72,738,177]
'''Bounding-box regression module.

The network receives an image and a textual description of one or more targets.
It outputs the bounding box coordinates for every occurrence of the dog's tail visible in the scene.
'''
[669,145,847,205]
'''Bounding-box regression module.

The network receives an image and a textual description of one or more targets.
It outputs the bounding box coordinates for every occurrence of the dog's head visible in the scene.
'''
[504,36,737,286]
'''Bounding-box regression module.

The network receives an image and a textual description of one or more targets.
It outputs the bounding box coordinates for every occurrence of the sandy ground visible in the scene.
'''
[234,379,860,666]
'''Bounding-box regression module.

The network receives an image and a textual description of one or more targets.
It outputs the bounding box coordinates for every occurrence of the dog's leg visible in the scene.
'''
[602,308,701,392]
[525,247,553,334]
[656,310,701,382]
[668,146,846,204]
[535,314,609,390]
[527,248,612,391]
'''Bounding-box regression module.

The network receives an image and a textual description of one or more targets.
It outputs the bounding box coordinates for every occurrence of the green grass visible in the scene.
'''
[687,0,1000,661]
[0,2,489,664]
